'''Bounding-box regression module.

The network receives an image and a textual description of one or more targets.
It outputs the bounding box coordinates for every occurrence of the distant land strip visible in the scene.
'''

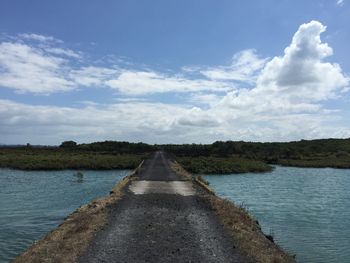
[1,138,350,172]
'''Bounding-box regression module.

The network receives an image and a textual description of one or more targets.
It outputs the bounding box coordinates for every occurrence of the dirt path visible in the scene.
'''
[78,151,249,263]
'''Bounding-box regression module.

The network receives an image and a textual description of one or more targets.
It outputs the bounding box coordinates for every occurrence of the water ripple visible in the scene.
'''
[0,169,130,263]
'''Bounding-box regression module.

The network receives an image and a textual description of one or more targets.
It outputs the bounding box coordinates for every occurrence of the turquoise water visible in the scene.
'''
[203,166,350,263]
[0,169,130,263]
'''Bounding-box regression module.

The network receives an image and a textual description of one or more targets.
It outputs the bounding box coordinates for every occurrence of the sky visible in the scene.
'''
[0,0,349,145]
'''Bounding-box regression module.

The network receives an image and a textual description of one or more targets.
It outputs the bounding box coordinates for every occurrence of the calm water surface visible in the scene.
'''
[204,166,350,263]
[0,169,130,263]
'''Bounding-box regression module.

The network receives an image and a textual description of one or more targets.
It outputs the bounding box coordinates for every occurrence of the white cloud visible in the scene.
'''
[219,21,349,114]
[0,99,190,144]
[106,70,233,95]
[0,38,115,94]
[19,33,61,43]
[258,20,348,101]
[1,98,349,145]
[201,49,268,83]
[337,0,344,6]
[176,107,221,127]
[200,20,350,142]
[46,47,82,58]
[70,66,118,87]
[190,93,222,107]
[0,34,234,96]
[114,97,148,102]
[0,42,73,94]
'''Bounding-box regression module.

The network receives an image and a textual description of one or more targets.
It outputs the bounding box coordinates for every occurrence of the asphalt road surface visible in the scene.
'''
[78,151,249,263]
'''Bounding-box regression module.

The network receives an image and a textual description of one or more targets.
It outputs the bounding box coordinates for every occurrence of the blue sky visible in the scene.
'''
[0,0,349,144]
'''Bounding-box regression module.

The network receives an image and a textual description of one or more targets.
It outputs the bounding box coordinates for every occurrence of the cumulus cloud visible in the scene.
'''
[220,21,349,113]
[258,21,348,101]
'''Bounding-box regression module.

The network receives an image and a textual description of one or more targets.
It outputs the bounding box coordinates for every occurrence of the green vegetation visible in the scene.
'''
[1,138,350,172]
[162,139,350,169]
[276,156,350,169]
[0,148,145,170]
[177,156,273,174]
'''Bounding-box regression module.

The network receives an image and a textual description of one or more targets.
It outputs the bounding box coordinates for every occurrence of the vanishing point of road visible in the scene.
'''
[78,151,249,263]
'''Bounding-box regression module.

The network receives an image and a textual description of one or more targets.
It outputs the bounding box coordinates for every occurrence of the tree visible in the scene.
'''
[59,140,77,148]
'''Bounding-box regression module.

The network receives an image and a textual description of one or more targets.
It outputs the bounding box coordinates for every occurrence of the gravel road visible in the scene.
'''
[78,151,249,263]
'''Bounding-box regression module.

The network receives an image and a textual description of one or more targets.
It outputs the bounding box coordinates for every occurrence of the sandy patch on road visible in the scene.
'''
[129,180,196,196]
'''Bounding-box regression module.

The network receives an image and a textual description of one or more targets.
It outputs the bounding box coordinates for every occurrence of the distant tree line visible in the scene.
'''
[1,138,350,171]
[56,138,350,161]
[59,140,153,154]
[160,139,350,159]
